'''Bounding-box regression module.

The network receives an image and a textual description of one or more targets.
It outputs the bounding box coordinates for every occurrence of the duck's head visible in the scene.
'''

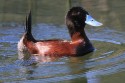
[66,7,102,28]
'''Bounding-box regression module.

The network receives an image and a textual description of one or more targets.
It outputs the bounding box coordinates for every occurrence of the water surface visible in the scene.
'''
[0,0,125,83]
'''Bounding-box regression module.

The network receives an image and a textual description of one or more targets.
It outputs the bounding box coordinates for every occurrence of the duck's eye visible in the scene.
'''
[72,12,80,16]
[77,12,80,15]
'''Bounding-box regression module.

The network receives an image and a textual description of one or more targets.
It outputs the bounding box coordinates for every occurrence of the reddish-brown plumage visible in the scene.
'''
[18,7,102,62]
[24,39,84,56]
[20,30,88,56]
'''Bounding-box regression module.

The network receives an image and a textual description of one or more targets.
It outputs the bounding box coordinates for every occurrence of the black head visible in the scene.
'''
[66,7,89,28]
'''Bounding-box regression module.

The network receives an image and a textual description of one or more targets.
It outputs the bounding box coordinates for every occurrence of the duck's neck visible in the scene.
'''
[68,25,94,54]
[72,30,89,42]
[68,25,90,44]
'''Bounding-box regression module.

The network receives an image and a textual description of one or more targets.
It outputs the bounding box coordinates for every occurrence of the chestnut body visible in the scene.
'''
[19,35,93,56]
[18,7,102,61]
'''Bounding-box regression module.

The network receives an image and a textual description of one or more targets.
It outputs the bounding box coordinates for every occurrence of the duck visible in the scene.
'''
[18,7,102,61]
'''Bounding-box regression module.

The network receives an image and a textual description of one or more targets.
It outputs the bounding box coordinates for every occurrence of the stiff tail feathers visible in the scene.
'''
[25,11,32,34]
[24,11,35,41]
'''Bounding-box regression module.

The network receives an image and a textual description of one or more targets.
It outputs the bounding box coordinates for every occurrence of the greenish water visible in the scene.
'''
[0,0,125,83]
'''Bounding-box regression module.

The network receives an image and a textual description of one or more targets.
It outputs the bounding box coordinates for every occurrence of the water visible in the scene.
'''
[0,0,125,83]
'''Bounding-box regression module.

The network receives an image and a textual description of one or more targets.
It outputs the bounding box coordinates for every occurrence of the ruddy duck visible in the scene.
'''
[18,7,102,61]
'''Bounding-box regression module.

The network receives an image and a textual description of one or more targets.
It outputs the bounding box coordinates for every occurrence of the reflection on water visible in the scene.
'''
[0,0,125,83]
[0,24,125,83]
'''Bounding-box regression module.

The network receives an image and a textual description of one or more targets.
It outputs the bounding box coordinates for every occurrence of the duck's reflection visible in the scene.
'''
[18,46,94,66]
[19,53,61,66]
[18,50,94,82]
